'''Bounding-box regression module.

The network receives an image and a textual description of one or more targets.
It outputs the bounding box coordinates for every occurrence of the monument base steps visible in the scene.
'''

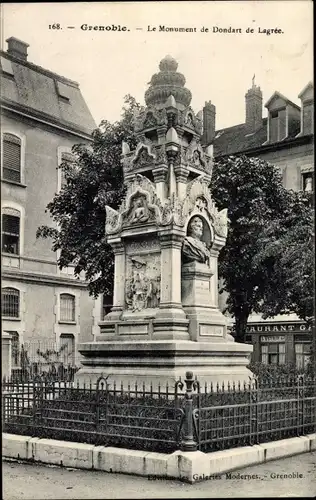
[75,339,253,389]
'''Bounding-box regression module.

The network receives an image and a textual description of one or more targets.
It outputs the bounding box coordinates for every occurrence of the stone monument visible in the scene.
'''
[76,55,253,388]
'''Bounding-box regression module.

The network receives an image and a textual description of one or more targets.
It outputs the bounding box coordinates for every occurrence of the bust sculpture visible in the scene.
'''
[182,216,211,264]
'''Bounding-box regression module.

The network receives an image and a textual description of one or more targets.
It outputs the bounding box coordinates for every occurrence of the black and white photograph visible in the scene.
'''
[1,1,315,498]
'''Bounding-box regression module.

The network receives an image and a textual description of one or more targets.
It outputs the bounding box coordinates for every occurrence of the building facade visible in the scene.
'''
[1,37,102,375]
[210,78,314,367]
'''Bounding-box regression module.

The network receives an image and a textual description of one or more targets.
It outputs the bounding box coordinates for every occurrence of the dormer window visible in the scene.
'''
[0,56,14,77]
[55,80,71,102]
[269,108,286,142]
[265,92,301,144]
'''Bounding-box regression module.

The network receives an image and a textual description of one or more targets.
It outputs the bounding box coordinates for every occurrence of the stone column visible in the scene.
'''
[209,248,219,307]
[106,240,125,320]
[153,230,189,339]
[153,166,168,201]
[210,236,226,307]
[157,126,167,145]
[169,162,177,198]
[174,165,189,200]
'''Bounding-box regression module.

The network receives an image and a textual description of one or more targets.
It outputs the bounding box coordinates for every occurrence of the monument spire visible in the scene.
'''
[144,55,192,109]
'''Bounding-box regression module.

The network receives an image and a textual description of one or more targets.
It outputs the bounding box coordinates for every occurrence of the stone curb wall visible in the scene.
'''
[3,433,315,483]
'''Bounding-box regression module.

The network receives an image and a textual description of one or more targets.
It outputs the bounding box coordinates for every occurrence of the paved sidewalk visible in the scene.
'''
[3,452,316,499]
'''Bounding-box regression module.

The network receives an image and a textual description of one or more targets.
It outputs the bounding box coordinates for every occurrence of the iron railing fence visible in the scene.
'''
[2,372,316,454]
[193,375,316,452]
[2,376,185,453]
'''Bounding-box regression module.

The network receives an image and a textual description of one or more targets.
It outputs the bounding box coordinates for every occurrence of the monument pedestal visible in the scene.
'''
[181,261,229,342]
[76,339,253,390]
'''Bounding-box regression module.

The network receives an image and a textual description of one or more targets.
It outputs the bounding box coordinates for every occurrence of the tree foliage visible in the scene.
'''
[253,190,314,326]
[211,155,314,342]
[36,95,144,298]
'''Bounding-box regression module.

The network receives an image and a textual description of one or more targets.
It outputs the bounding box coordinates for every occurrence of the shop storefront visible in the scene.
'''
[244,319,312,367]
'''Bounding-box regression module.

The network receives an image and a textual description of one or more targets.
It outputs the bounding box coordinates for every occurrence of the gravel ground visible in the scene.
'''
[3,451,316,499]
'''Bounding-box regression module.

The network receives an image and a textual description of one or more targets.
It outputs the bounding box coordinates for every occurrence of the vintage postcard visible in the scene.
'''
[1,1,314,499]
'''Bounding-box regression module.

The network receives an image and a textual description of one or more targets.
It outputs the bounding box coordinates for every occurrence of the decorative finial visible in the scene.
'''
[165,94,177,108]
[145,55,192,108]
[159,55,178,72]
[252,74,255,87]
[166,127,179,144]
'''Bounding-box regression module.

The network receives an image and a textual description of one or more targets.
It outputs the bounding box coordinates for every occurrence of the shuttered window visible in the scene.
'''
[2,213,20,254]
[2,133,21,182]
[2,288,20,318]
[60,294,75,322]
[60,334,75,365]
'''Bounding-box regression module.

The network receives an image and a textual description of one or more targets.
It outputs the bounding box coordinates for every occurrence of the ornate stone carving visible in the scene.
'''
[121,153,134,172]
[182,176,228,238]
[173,145,188,167]
[127,196,150,224]
[183,176,214,219]
[143,111,157,129]
[105,174,162,235]
[176,107,203,135]
[134,107,168,133]
[106,173,228,238]
[160,195,186,227]
[105,205,121,234]
[133,144,156,169]
[214,209,229,238]
[185,141,212,175]
[184,111,194,128]
[154,145,168,165]
[125,254,161,311]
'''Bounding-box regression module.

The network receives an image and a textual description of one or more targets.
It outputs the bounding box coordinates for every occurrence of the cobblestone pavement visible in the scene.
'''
[3,452,316,499]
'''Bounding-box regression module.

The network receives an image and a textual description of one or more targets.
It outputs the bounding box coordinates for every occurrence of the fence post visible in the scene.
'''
[249,377,259,445]
[33,378,44,436]
[180,371,198,452]
[297,374,304,436]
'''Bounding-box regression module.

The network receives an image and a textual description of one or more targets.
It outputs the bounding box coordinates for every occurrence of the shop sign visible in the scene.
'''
[245,323,310,334]
[260,335,285,343]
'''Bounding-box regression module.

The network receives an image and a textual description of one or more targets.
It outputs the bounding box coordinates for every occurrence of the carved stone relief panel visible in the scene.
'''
[125,252,161,312]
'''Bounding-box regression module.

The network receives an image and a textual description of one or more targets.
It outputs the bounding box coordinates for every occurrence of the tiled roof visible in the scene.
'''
[0,52,96,135]
[213,119,268,157]
[213,116,302,157]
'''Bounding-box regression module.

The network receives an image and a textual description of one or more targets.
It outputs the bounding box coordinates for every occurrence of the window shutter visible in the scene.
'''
[60,294,75,321]
[3,134,21,182]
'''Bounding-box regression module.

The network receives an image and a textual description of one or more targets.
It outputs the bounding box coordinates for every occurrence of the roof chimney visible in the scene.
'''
[202,101,216,145]
[245,76,262,133]
[6,37,29,61]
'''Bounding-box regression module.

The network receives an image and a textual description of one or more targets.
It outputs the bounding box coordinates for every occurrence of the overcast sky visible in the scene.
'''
[1,1,313,130]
